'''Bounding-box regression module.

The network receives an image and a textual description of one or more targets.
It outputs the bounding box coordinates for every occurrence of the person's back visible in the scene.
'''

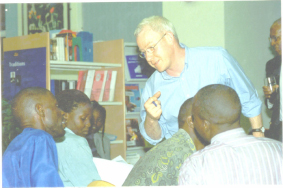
[2,128,62,187]
[180,129,282,184]
[122,128,196,186]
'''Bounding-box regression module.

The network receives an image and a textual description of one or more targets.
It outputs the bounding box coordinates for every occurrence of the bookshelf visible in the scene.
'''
[3,33,126,159]
[124,43,155,164]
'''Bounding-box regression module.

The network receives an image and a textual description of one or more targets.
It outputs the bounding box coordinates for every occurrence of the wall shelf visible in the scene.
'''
[50,60,121,70]
[98,101,122,106]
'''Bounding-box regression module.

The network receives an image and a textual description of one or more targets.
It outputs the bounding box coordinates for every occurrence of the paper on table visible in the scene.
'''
[93,156,133,186]
[111,155,128,164]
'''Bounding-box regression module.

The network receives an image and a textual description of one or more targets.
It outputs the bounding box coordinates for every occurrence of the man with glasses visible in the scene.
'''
[262,18,282,141]
[135,16,263,145]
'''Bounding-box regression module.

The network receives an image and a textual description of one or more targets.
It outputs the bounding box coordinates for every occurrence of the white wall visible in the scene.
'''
[224,1,281,130]
[163,1,281,131]
[163,1,225,47]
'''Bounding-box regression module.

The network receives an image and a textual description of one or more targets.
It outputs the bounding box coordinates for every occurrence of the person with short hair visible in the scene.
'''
[135,15,263,146]
[2,87,65,187]
[122,97,206,186]
[55,89,101,187]
[178,84,283,185]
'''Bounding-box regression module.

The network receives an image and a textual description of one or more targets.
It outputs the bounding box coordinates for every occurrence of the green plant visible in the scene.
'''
[2,98,23,154]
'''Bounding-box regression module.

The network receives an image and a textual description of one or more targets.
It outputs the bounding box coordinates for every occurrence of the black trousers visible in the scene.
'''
[265,121,282,142]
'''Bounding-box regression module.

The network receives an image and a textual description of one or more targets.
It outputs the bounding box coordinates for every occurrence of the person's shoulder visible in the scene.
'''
[256,137,283,146]
[64,131,88,145]
[189,46,226,53]
[24,128,53,140]
[266,55,281,66]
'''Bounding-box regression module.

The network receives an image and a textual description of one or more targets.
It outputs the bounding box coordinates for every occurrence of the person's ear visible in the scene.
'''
[35,103,45,117]
[165,32,174,44]
[62,112,69,124]
[186,116,194,129]
[203,120,211,134]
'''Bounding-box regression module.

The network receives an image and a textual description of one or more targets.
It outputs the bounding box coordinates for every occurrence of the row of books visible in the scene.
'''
[50,80,77,96]
[50,29,93,62]
[76,70,117,102]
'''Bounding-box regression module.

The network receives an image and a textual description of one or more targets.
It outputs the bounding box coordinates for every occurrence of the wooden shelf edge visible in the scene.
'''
[50,60,121,70]
[110,140,124,144]
[98,101,123,106]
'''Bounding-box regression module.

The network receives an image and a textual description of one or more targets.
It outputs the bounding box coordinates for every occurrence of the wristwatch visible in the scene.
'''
[251,126,265,133]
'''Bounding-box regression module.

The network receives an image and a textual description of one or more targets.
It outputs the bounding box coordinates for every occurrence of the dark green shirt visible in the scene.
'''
[122,129,196,186]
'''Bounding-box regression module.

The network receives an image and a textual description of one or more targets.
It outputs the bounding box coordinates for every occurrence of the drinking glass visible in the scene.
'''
[264,76,277,92]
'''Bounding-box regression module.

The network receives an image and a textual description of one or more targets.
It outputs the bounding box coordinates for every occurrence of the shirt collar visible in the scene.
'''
[211,127,246,143]
[161,43,189,80]
[64,127,75,135]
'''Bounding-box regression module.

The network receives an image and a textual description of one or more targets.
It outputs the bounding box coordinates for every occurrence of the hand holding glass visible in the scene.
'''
[264,76,277,92]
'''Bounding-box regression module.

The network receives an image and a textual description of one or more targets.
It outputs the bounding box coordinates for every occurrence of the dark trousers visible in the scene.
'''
[265,121,282,142]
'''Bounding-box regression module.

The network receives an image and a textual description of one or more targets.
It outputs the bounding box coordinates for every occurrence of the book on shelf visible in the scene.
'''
[102,70,117,102]
[76,31,93,62]
[126,118,144,147]
[125,55,151,80]
[50,38,57,60]
[50,79,77,96]
[125,83,141,113]
[56,30,76,61]
[68,80,77,89]
[76,70,88,92]
[3,47,47,101]
[84,70,96,98]
[72,37,83,61]
[55,37,65,61]
[90,70,108,101]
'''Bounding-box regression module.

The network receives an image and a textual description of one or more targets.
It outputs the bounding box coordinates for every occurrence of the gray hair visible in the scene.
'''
[134,15,179,41]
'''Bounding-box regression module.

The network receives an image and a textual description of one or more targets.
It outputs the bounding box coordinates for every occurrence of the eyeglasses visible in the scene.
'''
[139,33,167,58]
[269,36,281,43]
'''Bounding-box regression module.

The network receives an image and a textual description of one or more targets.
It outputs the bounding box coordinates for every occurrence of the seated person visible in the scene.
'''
[55,89,101,187]
[178,84,283,185]
[2,87,65,187]
[122,97,206,186]
[86,100,110,159]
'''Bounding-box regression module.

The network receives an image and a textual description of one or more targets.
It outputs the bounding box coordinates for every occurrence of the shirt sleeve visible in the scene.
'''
[28,136,64,187]
[139,81,164,145]
[220,48,262,117]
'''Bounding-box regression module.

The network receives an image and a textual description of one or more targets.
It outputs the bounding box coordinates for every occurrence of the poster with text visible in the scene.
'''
[3,47,46,101]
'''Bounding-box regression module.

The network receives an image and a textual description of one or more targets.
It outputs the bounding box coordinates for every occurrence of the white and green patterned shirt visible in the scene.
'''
[123,129,196,186]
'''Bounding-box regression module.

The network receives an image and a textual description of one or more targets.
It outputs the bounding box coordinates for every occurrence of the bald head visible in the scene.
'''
[193,84,241,125]
[11,87,65,137]
[178,98,194,128]
[12,87,51,125]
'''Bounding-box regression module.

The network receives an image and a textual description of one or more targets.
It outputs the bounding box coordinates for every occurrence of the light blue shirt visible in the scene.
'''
[55,127,101,187]
[140,44,262,145]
